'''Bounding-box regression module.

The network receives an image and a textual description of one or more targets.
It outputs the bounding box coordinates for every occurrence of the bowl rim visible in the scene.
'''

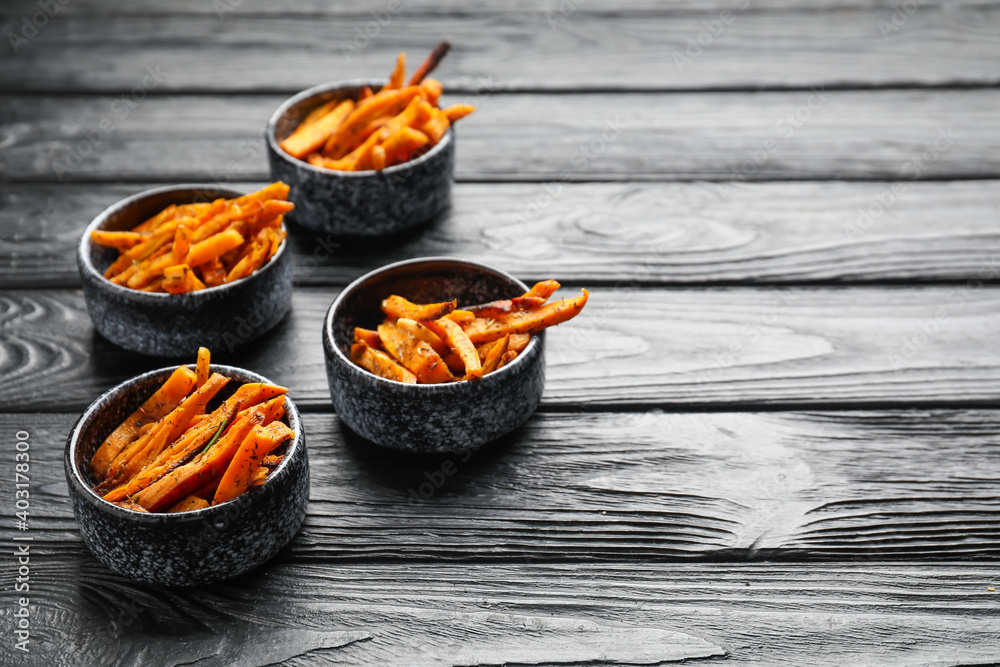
[78,183,290,300]
[66,363,304,520]
[266,77,454,178]
[323,256,542,391]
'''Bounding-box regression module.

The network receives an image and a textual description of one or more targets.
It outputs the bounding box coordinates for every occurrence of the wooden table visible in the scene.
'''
[2,1,999,664]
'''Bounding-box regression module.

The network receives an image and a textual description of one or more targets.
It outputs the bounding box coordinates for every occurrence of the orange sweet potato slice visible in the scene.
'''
[377,322,453,384]
[350,342,417,384]
[89,365,197,478]
[464,290,589,344]
[421,317,482,378]
[381,295,456,321]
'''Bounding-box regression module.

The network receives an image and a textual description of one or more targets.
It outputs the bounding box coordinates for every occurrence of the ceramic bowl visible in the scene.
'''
[77,184,294,358]
[64,364,309,586]
[266,79,454,237]
[323,257,545,453]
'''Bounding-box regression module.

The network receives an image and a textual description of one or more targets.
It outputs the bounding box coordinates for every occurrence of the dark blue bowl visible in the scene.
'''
[323,257,546,453]
[77,184,294,358]
[65,364,309,586]
[267,79,454,237]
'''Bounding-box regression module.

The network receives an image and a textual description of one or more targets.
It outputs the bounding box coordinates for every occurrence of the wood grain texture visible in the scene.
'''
[12,558,999,667]
[5,181,1000,289]
[3,0,994,15]
[2,7,998,93]
[2,90,999,182]
[3,286,1000,411]
[5,407,1000,562]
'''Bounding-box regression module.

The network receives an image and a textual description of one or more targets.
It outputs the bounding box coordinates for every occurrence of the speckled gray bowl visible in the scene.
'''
[65,364,309,587]
[323,257,545,453]
[267,79,454,237]
[77,184,294,358]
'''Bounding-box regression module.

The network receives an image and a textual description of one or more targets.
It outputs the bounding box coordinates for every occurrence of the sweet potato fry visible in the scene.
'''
[481,333,510,375]
[301,98,343,126]
[414,108,450,144]
[354,327,383,349]
[467,296,546,319]
[114,501,148,512]
[464,289,589,344]
[322,86,422,159]
[196,347,210,387]
[378,321,453,383]
[104,383,286,502]
[132,203,177,234]
[91,230,147,251]
[261,454,284,471]
[421,317,482,378]
[497,350,518,370]
[132,411,268,512]
[199,258,227,287]
[279,98,354,159]
[445,309,475,325]
[171,225,191,265]
[89,365,197,478]
[99,373,230,490]
[264,227,286,261]
[184,228,244,267]
[251,467,269,487]
[418,78,443,106]
[350,342,417,383]
[441,352,466,374]
[213,421,294,505]
[383,52,406,90]
[168,495,210,513]
[233,394,286,426]
[508,333,531,354]
[380,126,430,168]
[395,318,449,356]
[382,295,456,321]
[234,182,291,208]
[371,145,387,171]
[408,41,450,86]
[442,104,476,123]
[358,85,373,101]
[225,239,268,283]
[162,264,206,293]
[127,252,178,289]
[477,335,515,362]
[523,280,561,301]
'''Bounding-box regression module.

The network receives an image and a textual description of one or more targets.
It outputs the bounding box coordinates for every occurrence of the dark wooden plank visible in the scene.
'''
[6,405,1000,562]
[3,7,999,93]
[6,181,1000,289]
[3,286,1000,411]
[2,90,998,182]
[10,558,1000,667]
[4,0,994,14]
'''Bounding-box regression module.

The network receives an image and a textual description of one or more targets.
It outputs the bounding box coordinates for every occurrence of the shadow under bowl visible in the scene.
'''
[64,364,309,587]
[267,79,454,237]
[77,184,294,358]
[322,257,545,454]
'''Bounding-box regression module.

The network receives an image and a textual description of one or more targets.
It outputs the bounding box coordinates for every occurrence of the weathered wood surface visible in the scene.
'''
[2,90,998,182]
[3,286,999,412]
[5,181,1000,289]
[2,558,999,667]
[2,7,998,93]
[7,409,1000,562]
[4,0,995,14]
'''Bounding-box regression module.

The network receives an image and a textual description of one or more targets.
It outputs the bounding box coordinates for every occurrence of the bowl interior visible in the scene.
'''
[70,365,301,509]
[331,259,530,355]
[84,185,245,279]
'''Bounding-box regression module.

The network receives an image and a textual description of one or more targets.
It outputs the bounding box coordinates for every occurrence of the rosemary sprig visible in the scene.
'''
[199,419,228,456]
